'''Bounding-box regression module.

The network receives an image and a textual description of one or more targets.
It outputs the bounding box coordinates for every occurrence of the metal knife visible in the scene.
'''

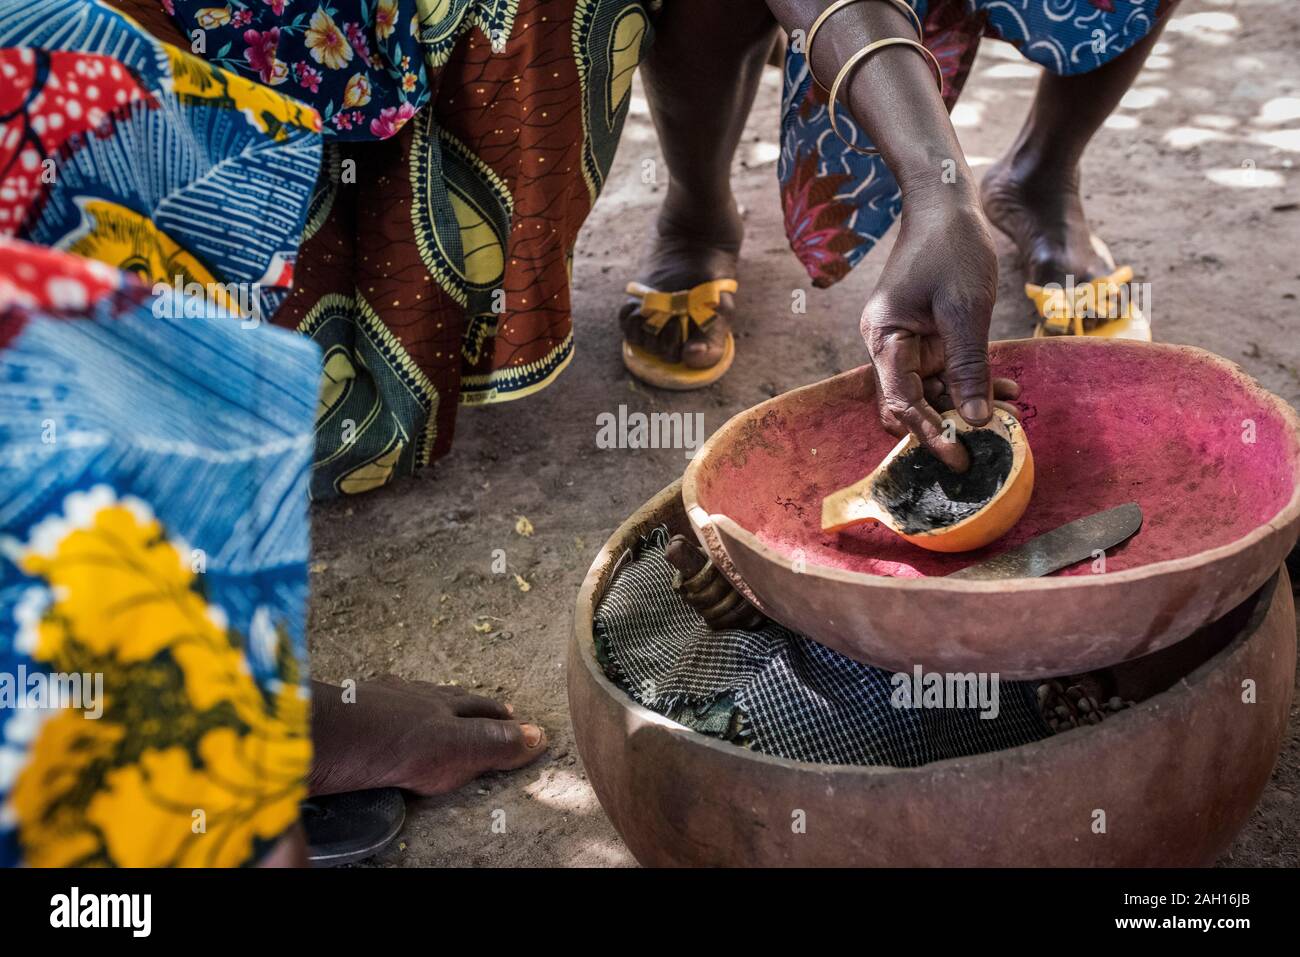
[947,503,1143,580]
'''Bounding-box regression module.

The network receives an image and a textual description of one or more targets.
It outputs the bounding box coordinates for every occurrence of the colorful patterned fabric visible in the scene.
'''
[0,0,323,316]
[778,0,1173,287]
[168,0,430,141]
[163,0,654,497]
[0,238,319,867]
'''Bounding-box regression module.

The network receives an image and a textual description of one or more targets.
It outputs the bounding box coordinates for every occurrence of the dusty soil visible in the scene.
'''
[307,0,1300,867]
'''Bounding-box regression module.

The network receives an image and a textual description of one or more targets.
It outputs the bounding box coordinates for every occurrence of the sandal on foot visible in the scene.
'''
[302,788,405,866]
[1025,237,1150,341]
[621,278,738,390]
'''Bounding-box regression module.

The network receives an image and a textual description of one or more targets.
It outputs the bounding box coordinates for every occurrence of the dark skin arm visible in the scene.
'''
[765,0,1014,470]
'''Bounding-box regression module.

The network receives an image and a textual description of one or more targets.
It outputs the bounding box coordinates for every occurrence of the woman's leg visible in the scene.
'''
[620,0,779,369]
[981,6,1180,286]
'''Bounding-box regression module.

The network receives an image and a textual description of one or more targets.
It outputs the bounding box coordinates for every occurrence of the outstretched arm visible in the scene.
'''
[766,0,1006,471]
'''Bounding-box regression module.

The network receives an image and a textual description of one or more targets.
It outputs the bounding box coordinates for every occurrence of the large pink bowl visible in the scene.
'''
[682,338,1300,678]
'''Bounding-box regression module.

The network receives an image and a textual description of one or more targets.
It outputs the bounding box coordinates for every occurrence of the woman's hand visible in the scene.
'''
[862,184,1015,472]
[760,0,1019,469]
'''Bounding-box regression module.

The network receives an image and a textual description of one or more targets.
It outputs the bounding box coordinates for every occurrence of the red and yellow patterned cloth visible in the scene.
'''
[156,0,655,497]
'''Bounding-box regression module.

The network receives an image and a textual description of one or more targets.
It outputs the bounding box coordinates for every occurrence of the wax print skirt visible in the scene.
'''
[159,0,657,498]
[0,241,319,867]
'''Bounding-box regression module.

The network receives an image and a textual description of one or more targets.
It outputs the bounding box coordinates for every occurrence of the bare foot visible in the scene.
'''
[980,157,1113,288]
[307,676,547,797]
[619,197,743,369]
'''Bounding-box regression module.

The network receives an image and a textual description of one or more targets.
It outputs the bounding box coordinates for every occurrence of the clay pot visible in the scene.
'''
[569,481,1296,866]
[682,338,1300,678]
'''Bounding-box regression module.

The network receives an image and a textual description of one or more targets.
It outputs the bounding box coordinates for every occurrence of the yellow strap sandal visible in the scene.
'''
[1026,265,1151,341]
[1025,239,1150,341]
[622,278,738,390]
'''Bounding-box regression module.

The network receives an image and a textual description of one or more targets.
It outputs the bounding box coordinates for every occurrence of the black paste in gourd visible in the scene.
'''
[872,430,1014,534]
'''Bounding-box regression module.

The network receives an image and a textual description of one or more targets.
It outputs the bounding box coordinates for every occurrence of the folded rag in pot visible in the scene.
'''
[594,529,1050,767]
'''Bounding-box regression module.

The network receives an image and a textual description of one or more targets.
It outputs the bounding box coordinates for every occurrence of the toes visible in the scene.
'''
[453,692,515,721]
[619,301,662,356]
[681,338,722,369]
[467,718,548,772]
[617,299,643,340]
[621,301,688,363]
[681,309,732,370]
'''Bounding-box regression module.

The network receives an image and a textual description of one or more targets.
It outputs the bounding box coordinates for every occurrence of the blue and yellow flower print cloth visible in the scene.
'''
[0,238,320,868]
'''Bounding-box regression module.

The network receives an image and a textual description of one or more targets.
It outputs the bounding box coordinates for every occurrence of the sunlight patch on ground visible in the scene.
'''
[744,141,781,167]
[970,84,1011,105]
[981,40,1024,62]
[1120,87,1170,111]
[1193,113,1240,131]
[1253,129,1300,153]
[982,62,1040,81]
[950,102,983,128]
[620,123,655,144]
[1104,114,1140,131]
[1165,12,1241,47]
[1205,166,1286,188]
[524,767,603,813]
[1165,127,1228,149]
[569,839,634,867]
[1255,97,1300,126]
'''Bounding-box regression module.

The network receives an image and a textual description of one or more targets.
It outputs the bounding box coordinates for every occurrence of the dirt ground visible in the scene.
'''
[308,0,1300,867]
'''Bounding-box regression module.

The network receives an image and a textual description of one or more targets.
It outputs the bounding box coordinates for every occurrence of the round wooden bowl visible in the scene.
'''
[569,481,1296,867]
[682,338,1300,678]
[821,408,1035,552]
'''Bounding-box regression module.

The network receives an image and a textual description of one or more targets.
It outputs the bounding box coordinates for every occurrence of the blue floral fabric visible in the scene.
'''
[168,0,443,140]
[0,241,319,867]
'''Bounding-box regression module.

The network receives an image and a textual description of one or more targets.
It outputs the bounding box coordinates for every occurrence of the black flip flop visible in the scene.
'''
[302,788,406,866]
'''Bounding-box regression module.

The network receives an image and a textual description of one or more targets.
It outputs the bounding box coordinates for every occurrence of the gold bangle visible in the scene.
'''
[805,0,924,89]
[828,36,945,156]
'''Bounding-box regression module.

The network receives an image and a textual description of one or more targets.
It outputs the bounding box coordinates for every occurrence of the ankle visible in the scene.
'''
[995,145,1080,197]
[657,189,744,250]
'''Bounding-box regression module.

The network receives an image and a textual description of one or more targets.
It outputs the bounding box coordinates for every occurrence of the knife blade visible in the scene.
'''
[946,503,1143,580]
